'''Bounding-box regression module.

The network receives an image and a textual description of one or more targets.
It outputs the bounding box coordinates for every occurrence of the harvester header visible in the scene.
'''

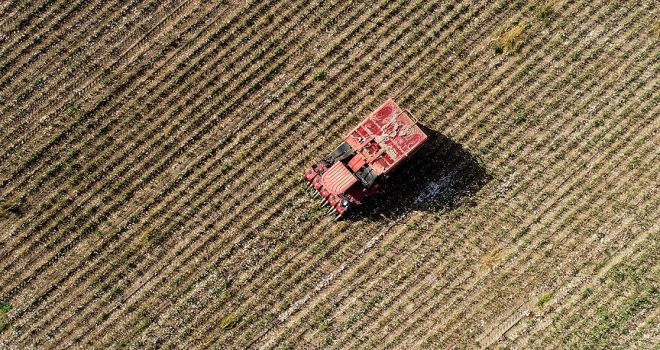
[303,99,428,220]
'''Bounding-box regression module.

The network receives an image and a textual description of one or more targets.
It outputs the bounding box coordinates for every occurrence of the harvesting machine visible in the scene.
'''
[303,99,428,220]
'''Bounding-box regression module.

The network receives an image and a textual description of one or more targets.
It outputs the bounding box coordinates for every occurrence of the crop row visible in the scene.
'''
[2,0,372,344]
[260,0,660,348]
[2,0,657,347]
[86,1,458,345]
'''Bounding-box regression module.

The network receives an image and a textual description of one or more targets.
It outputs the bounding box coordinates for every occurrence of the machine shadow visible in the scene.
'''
[348,126,492,221]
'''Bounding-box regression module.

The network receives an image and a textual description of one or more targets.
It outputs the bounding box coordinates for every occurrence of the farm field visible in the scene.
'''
[1,0,660,348]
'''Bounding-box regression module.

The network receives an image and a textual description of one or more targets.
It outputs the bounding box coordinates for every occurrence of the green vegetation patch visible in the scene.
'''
[538,292,554,308]
[140,228,166,247]
[0,302,11,314]
[0,301,11,332]
[535,4,555,23]
[220,314,239,330]
[494,21,529,54]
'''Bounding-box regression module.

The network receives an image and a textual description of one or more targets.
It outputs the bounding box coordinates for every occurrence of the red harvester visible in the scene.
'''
[303,99,428,220]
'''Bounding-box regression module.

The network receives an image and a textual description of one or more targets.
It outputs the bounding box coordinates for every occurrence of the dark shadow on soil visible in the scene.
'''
[347,126,492,221]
